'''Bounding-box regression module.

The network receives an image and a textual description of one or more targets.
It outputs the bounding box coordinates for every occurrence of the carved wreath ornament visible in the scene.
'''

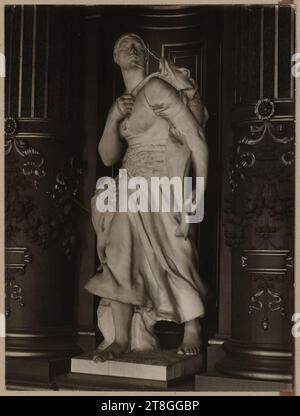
[5,117,83,260]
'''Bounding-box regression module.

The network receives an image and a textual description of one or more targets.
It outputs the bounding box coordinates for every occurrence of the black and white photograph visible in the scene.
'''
[2,2,299,396]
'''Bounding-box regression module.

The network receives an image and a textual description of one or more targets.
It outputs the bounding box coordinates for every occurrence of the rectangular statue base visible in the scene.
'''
[71,349,203,382]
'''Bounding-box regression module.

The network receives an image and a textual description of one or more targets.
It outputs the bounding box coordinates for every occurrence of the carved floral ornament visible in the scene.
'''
[5,154,83,259]
[240,249,293,331]
[5,122,84,316]
[229,99,294,194]
[254,98,275,120]
[239,98,294,155]
[224,98,294,249]
[5,115,84,259]
[5,117,18,135]
[223,98,295,333]
[5,272,25,317]
[5,117,46,187]
[5,247,31,317]
[248,284,285,331]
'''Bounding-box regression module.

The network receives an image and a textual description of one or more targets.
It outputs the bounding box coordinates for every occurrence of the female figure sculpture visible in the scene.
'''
[85,33,209,362]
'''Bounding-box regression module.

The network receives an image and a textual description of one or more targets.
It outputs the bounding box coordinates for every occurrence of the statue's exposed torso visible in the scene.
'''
[120,81,170,179]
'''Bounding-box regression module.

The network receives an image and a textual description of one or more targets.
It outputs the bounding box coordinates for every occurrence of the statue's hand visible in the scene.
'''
[111,93,135,121]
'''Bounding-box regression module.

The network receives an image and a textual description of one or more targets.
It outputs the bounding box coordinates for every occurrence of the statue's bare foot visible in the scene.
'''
[93,342,129,362]
[177,318,202,355]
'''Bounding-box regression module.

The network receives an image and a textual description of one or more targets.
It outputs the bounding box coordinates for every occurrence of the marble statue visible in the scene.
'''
[85,33,209,362]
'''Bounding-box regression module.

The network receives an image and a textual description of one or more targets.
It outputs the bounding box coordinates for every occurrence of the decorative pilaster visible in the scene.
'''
[5,5,83,360]
[218,5,295,381]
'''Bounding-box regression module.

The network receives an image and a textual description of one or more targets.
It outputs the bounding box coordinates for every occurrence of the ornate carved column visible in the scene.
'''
[218,5,295,381]
[5,5,83,366]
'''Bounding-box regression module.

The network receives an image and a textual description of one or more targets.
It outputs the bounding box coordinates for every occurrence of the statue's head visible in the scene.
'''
[113,33,148,70]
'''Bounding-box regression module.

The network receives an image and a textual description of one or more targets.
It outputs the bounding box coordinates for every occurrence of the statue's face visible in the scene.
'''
[114,36,146,70]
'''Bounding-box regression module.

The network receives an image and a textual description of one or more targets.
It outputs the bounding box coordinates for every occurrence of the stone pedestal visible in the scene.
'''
[69,349,203,388]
